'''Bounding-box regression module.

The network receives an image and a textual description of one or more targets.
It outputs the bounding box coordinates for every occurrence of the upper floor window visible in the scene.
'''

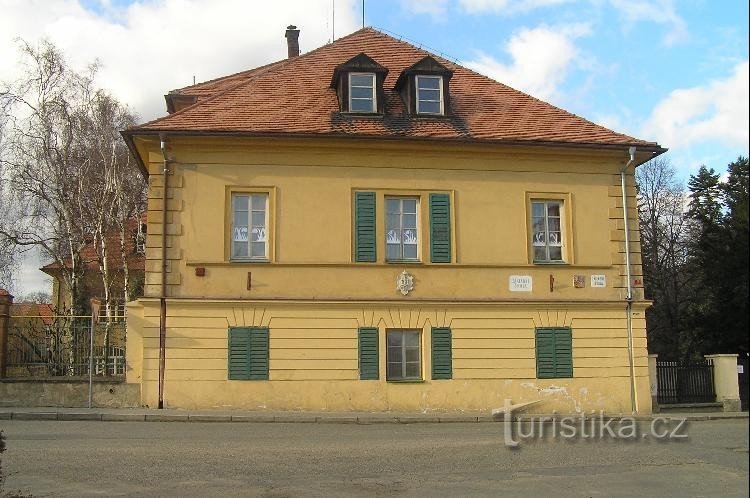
[135,222,146,254]
[531,200,564,263]
[232,193,268,260]
[386,197,419,261]
[416,75,443,115]
[349,73,376,113]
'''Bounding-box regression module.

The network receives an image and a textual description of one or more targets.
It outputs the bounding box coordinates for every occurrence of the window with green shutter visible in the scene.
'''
[429,193,451,263]
[535,327,573,379]
[431,327,452,379]
[228,327,269,380]
[358,327,379,380]
[354,191,377,262]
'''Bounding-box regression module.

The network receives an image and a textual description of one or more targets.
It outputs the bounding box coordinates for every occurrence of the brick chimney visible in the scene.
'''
[285,25,300,58]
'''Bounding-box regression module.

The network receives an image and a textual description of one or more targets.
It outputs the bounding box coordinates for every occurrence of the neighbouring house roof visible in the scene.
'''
[9,302,54,324]
[40,216,146,275]
[125,27,663,154]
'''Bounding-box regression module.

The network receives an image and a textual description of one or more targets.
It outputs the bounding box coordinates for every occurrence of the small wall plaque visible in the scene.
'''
[573,275,585,288]
[509,275,532,292]
[591,275,606,288]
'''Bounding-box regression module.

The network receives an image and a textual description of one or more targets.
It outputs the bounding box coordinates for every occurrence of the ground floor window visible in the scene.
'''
[535,327,573,379]
[387,329,421,380]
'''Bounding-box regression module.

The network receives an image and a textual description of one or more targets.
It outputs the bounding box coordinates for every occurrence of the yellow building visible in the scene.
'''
[122,27,665,414]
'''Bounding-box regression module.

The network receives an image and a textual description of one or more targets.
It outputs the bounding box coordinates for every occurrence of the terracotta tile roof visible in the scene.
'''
[41,216,145,274]
[129,27,660,149]
[10,303,54,324]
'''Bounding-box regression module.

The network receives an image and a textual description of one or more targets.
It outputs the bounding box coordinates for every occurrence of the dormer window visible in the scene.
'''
[415,75,443,115]
[349,73,376,113]
[331,53,388,114]
[395,56,453,117]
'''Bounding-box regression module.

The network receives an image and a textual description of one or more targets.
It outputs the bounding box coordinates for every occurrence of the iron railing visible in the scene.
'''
[5,315,126,378]
[656,359,716,404]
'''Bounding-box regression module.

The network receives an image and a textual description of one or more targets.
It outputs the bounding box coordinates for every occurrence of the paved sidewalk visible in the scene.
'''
[1,406,747,424]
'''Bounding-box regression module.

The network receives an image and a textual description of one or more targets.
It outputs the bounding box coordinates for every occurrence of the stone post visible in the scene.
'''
[705,354,740,412]
[648,354,659,413]
[0,289,14,379]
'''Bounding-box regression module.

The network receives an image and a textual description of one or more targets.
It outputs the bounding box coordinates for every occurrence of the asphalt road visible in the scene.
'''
[0,419,747,497]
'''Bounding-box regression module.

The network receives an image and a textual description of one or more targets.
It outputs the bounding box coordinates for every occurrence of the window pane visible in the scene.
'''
[387,332,402,347]
[350,74,374,87]
[234,210,248,227]
[233,242,248,258]
[419,89,440,101]
[404,332,419,347]
[251,227,266,242]
[547,203,560,217]
[233,195,248,211]
[548,232,562,246]
[418,101,441,114]
[549,246,562,260]
[251,211,265,227]
[405,347,419,362]
[386,229,401,244]
[233,226,248,242]
[405,362,420,378]
[386,243,401,260]
[388,347,402,363]
[387,363,401,379]
[403,244,417,259]
[532,202,544,217]
[417,76,440,89]
[402,214,417,229]
[403,229,417,245]
[548,217,561,232]
[533,230,545,246]
[534,246,547,261]
[350,86,374,99]
[402,199,417,213]
[386,214,400,230]
[386,198,400,214]
[251,194,266,210]
[251,242,266,257]
[350,98,374,112]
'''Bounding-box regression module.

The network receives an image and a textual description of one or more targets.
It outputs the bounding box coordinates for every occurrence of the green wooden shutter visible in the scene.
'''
[431,327,452,379]
[354,191,376,262]
[429,193,451,263]
[535,327,572,379]
[552,328,573,378]
[228,327,269,380]
[358,327,379,380]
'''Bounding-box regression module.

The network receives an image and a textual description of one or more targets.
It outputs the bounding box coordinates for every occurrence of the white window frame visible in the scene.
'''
[231,192,269,261]
[386,329,422,381]
[348,72,376,113]
[415,75,444,115]
[385,196,420,262]
[531,200,565,263]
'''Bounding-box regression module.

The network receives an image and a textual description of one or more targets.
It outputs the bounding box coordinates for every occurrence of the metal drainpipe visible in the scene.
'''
[158,137,170,410]
[621,146,637,414]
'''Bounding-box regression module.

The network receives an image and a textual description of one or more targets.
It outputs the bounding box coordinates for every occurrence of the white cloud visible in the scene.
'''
[464,23,590,102]
[0,0,359,121]
[400,0,450,19]
[642,61,749,151]
[607,0,687,46]
[459,0,573,15]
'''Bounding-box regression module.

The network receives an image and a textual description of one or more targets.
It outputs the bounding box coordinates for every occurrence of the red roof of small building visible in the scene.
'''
[10,303,54,324]
[41,216,145,274]
[127,27,662,151]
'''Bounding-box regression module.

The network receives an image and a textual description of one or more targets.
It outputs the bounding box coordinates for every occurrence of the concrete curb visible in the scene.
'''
[1,409,747,424]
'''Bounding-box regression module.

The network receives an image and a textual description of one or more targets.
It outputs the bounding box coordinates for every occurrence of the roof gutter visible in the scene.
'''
[620,146,638,414]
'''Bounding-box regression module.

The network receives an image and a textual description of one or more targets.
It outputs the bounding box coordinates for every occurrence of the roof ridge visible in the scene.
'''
[134,28,380,130]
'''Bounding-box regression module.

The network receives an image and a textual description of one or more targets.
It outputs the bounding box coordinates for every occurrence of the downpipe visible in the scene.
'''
[158,136,170,410]
[621,146,638,414]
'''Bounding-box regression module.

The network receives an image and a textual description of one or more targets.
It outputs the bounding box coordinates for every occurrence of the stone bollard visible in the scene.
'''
[705,354,741,412]
[0,289,14,379]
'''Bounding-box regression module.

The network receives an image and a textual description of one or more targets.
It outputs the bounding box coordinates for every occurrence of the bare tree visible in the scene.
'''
[636,157,692,358]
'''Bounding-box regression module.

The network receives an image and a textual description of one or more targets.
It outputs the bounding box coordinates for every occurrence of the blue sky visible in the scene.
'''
[1,0,748,295]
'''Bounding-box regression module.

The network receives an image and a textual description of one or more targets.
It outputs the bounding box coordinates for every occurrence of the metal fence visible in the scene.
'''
[5,314,126,378]
[656,359,716,404]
